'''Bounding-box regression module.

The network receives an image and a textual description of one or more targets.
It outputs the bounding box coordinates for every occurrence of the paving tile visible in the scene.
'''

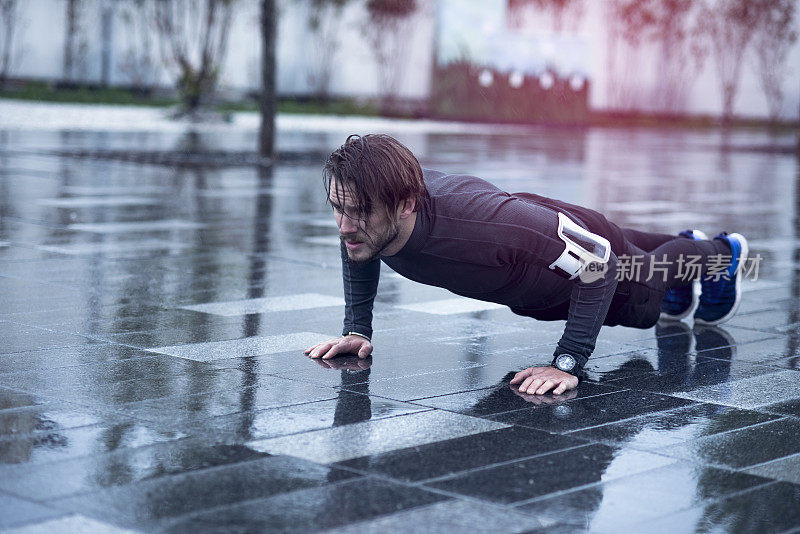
[148,332,330,362]
[50,456,360,530]
[695,335,800,369]
[0,492,64,529]
[3,306,198,336]
[0,322,94,355]
[515,463,772,530]
[0,388,50,412]
[571,402,781,450]
[426,444,676,504]
[672,370,800,409]
[0,420,185,468]
[0,355,230,391]
[488,390,696,433]
[1,514,138,534]
[336,426,587,482]
[247,409,509,463]
[217,347,490,388]
[600,481,800,534]
[106,320,293,348]
[622,357,781,396]
[0,345,166,375]
[410,381,623,417]
[68,219,204,233]
[653,418,800,469]
[113,376,340,423]
[37,240,192,256]
[188,394,430,442]
[339,362,543,402]
[160,478,447,533]
[1,367,252,407]
[321,499,547,533]
[36,196,157,207]
[179,293,344,316]
[744,451,800,485]
[396,297,505,315]
[0,439,271,500]
[0,404,125,439]
[760,397,800,417]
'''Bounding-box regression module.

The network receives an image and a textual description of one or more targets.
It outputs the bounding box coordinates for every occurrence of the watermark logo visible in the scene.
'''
[579,261,610,283]
[576,253,763,284]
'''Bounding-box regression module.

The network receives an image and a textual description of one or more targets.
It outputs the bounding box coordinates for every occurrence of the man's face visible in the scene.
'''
[329,178,399,263]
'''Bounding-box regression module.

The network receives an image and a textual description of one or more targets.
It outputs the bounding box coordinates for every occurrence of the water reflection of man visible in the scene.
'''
[305,134,749,395]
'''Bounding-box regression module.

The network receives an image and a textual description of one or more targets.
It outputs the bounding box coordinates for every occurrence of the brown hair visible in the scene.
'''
[323,134,427,217]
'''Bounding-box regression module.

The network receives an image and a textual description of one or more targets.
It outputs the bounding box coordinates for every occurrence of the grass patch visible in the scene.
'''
[1,80,796,132]
[0,80,380,116]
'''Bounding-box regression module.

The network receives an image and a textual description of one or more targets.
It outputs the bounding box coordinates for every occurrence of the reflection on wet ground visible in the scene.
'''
[0,126,799,532]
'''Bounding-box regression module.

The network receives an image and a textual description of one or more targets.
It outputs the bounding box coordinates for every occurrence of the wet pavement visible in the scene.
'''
[1,122,799,533]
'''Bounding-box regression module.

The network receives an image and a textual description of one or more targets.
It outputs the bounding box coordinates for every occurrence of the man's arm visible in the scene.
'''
[555,251,619,372]
[511,252,618,394]
[305,242,380,359]
[418,185,618,393]
[340,241,380,341]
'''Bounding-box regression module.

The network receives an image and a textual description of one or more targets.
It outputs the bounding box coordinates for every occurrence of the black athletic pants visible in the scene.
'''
[511,196,732,329]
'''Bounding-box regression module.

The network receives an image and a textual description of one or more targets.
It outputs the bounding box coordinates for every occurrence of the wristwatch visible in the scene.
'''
[551,353,584,380]
[553,353,577,373]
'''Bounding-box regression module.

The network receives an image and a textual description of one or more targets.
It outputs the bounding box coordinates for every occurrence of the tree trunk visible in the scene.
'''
[722,84,735,124]
[64,0,78,82]
[259,0,277,159]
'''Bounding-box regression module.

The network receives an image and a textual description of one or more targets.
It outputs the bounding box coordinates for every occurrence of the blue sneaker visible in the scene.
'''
[660,229,708,321]
[694,232,749,326]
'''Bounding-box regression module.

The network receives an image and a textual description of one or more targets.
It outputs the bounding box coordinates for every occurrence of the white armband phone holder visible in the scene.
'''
[548,212,611,280]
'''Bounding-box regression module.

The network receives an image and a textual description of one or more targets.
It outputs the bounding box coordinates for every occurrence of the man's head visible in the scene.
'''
[324,134,427,263]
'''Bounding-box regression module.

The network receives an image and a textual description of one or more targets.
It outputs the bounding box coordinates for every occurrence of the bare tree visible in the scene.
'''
[259,0,277,158]
[63,0,88,83]
[118,0,159,92]
[0,0,20,88]
[362,0,417,112]
[750,0,798,123]
[154,0,238,115]
[304,0,351,104]
[614,0,706,115]
[507,0,584,33]
[698,0,760,123]
[604,0,649,111]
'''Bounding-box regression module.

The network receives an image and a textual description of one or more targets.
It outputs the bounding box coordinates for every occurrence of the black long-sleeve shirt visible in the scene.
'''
[341,169,620,370]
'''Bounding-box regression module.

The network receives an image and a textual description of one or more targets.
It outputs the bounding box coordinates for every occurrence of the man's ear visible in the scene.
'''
[398,198,416,218]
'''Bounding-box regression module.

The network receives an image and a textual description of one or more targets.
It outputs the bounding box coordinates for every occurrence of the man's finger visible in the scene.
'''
[518,376,535,391]
[552,382,568,395]
[321,344,343,359]
[308,342,333,358]
[304,342,322,355]
[524,378,544,394]
[535,379,555,395]
[358,345,372,358]
[510,370,531,384]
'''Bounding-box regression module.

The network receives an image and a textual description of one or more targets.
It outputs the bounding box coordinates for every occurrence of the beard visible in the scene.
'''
[343,222,399,264]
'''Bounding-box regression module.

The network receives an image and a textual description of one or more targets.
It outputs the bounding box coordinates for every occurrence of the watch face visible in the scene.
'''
[555,354,576,372]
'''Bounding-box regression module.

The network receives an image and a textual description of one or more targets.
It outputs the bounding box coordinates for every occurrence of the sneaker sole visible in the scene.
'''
[659,230,708,322]
[659,283,699,321]
[694,232,748,326]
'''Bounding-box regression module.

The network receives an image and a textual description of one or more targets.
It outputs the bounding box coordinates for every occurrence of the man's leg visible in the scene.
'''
[639,232,748,325]
[621,227,678,252]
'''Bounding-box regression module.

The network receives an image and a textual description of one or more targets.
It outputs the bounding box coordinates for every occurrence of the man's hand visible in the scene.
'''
[509,366,579,395]
[304,335,373,360]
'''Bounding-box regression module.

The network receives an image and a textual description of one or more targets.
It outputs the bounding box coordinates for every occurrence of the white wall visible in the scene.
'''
[579,1,800,120]
[4,0,799,120]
